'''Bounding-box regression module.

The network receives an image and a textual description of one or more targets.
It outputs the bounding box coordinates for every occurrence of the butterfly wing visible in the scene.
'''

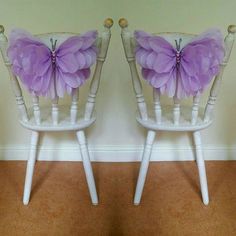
[7,29,54,98]
[178,29,224,99]
[55,31,98,97]
[135,31,178,97]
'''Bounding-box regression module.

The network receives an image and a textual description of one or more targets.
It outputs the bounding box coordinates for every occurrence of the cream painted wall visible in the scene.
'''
[0,0,236,161]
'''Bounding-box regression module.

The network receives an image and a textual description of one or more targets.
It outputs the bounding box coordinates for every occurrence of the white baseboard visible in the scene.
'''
[0,145,235,161]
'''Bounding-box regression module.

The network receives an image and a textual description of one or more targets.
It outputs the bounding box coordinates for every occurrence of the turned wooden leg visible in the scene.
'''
[193,131,209,205]
[134,130,156,205]
[23,131,39,205]
[76,130,98,205]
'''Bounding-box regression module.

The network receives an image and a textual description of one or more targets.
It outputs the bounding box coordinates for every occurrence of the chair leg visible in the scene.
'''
[134,130,156,205]
[193,131,209,205]
[23,131,40,205]
[76,130,98,205]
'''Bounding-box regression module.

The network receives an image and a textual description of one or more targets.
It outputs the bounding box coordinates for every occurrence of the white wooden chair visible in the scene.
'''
[119,18,236,205]
[0,18,113,205]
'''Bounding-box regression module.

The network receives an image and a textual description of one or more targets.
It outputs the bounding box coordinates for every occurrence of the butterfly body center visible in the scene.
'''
[175,38,182,67]
[50,38,57,65]
[176,51,181,65]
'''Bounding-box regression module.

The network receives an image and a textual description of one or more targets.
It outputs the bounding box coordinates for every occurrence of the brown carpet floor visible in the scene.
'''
[0,161,236,236]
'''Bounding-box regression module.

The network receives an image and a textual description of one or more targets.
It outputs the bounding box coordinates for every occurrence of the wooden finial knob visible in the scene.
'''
[104,18,113,28]
[119,18,128,28]
[0,25,4,33]
[228,25,236,34]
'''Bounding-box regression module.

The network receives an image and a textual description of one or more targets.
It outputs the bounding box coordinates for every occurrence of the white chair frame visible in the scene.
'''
[119,18,236,205]
[0,18,113,205]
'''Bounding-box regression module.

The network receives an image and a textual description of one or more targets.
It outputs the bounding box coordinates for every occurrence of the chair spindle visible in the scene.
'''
[70,89,79,124]
[153,88,162,124]
[32,95,40,125]
[191,94,200,125]
[173,97,180,125]
[51,97,59,125]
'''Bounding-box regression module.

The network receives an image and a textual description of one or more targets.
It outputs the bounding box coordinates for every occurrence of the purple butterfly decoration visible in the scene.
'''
[135,29,225,99]
[7,29,98,99]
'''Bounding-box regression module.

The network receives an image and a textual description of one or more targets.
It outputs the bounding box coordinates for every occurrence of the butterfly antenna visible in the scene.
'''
[179,38,182,50]
[175,38,182,51]
[50,38,53,49]
[175,39,178,50]
[50,38,58,51]
[54,40,57,50]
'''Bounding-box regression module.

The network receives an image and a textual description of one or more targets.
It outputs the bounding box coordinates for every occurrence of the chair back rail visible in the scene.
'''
[119,19,148,120]
[119,19,236,126]
[84,21,112,120]
[0,19,113,125]
[0,26,29,122]
[204,25,236,122]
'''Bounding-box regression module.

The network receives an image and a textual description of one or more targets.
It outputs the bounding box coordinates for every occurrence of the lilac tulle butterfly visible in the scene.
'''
[7,29,98,99]
[135,29,225,99]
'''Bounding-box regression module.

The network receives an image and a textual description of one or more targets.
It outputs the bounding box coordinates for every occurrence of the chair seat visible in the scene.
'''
[19,105,96,132]
[136,105,213,132]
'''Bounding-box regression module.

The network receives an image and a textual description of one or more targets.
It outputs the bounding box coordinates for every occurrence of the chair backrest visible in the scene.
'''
[119,18,236,126]
[0,18,113,125]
